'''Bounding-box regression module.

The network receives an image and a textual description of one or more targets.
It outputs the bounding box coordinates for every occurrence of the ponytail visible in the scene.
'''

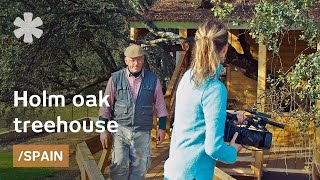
[191,20,228,87]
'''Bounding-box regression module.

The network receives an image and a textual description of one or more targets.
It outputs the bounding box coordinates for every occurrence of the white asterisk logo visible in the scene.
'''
[13,12,43,43]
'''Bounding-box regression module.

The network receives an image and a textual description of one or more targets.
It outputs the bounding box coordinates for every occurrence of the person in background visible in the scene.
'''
[99,44,168,180]
[164,20,244,180]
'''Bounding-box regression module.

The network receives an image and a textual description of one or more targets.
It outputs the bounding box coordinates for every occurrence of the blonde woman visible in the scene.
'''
[164,20,242,180]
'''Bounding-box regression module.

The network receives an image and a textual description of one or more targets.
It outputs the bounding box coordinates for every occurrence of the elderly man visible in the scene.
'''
[99,44,168,180]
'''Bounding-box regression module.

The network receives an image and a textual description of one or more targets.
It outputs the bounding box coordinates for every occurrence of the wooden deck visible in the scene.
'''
[145,140,170,180]
[145,141,312,180]
[76,132,312,180]
[216,145,312,179]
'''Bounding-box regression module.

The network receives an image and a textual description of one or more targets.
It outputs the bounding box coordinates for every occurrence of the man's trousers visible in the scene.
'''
[109,125,151,180]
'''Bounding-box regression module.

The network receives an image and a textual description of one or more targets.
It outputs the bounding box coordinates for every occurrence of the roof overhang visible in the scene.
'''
[130,21,305,30]
[130,21,250,29]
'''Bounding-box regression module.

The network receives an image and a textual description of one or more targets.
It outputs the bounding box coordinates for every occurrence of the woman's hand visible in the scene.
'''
[230,132,242,152]
[229,111,247,125]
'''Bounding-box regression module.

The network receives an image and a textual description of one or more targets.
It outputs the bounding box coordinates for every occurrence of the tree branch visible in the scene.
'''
[64,75,109,99]
[104,6,185,42]
[79,30,117,72]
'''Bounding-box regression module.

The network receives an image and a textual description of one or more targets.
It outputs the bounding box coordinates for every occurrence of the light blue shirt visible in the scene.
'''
[164,65,237,180]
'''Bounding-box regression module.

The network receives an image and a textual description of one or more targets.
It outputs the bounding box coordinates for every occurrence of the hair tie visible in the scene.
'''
[202,36,209,40]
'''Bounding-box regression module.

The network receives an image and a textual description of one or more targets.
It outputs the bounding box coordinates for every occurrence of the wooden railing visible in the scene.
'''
[164,43,190,137]
[76,135,109,180]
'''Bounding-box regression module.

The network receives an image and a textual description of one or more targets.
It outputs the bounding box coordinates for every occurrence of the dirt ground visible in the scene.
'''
[0,130,98,180]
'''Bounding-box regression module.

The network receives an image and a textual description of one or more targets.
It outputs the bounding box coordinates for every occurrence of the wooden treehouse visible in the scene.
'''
[76,0,320,179]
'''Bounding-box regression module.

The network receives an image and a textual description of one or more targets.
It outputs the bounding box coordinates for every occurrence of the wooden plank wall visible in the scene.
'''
[228,30,316,109]
[227,30,257,109]
[227,69,257,109]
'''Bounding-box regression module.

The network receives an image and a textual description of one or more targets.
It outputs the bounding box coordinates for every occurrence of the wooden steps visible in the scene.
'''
[145,139,170,179]
[220,167,255,177]
[263,168,310,174]
[237,156,256,163]
[216,149,263,179]
[145,161,165,180]
[214,167,236,180]
[149,140,170,171]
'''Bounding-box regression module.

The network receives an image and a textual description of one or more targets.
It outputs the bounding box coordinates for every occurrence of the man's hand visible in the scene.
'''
[157,129,166,144]
[100,130,112,149]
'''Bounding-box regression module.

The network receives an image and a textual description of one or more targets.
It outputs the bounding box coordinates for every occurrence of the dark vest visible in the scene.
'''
[112,68,157,131]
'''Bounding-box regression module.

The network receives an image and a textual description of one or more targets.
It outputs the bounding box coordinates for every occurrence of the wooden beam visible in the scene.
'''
[226,66,231,94]
[237,156,255,162]
[253,150,263,180]
[269,146,312,153]
[130,21,303,30]
[257,39,267,112]
[98,148,111,174]
[219,167,255,177]
[179,29,188,75]
[130,27,139,41]
[130,21,250,29]
[76,142,105,180]
[179,29,187,39]
[76,149,89,180]
[253,38,267,180]
[83,160,106,180]
[152,115,158,149]
[264,168,310,174]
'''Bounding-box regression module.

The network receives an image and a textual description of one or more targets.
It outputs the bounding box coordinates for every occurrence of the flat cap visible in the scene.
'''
[124,44,145,58]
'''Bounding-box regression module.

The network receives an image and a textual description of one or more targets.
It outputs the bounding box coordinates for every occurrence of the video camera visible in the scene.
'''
[224,109,285,150]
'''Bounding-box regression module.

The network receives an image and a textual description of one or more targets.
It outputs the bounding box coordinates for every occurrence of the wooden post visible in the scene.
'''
[76,151,89,180]
[312,42,320,180]
[176,29,188,64]
[98,148,112,174]
[130,27,138,41]
[178,29,187,61]
[179,29,188,40]
[253,150,263,180]
[76,142,105,180]
[257,40,267,112]
[152,115,158,149]
[253,39,267,180]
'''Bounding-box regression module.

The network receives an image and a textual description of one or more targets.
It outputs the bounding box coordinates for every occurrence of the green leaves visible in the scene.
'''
[209,0,319,54]
[209,0,319,132]
[210,0,235,20]
[0,0,133,109]
[288,52,320,102]
[249,0,319,54]
[249,1,299,54]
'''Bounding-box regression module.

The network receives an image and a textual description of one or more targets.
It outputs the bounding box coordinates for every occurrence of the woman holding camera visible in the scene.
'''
[164,20,243,180]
